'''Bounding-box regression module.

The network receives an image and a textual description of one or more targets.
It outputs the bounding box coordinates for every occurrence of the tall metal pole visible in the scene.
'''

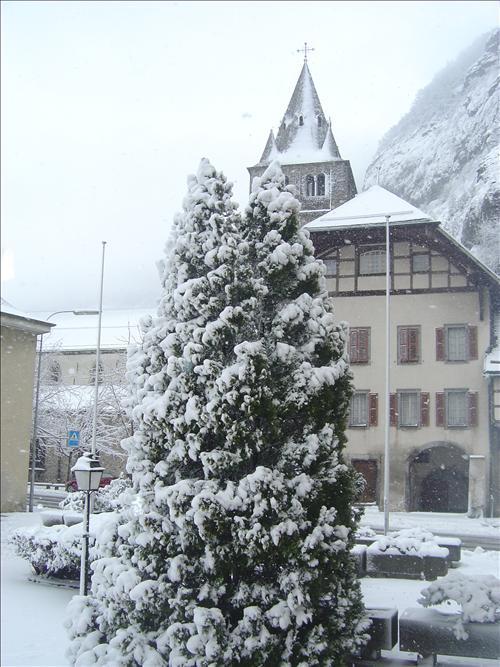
[383,215,391,535]
[90,241,107,458]
[80,490,91,595]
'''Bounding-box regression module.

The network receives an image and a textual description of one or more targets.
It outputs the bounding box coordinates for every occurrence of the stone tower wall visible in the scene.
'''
[248,159,357,226]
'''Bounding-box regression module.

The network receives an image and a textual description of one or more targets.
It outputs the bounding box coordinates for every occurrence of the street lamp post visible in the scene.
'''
[71,452,104,595]
[28,309,99,512]
[383,215,391,535]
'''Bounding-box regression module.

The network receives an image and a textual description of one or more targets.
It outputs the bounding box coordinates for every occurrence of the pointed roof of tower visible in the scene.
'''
[253,62,343,167]
[321,121,341,159]
[259,129,278,163]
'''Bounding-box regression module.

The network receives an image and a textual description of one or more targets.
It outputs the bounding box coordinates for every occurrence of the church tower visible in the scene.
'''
[248,55,357,225]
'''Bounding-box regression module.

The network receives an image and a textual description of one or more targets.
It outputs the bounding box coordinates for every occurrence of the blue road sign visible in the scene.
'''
[68,430,80,447]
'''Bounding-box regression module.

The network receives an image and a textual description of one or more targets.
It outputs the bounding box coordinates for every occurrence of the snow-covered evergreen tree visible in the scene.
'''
[66,160,366,666]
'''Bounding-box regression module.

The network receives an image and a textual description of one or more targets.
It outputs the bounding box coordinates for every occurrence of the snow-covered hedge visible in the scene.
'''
[418,572,500,639]
[59,476,132,514]
[367,528,449,558]
[9,512,123,579]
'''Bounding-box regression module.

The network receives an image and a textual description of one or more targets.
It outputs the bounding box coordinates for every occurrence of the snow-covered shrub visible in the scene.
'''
[10,523,82,579]
[58,475,132,513]
[368,528,449,558]
[10,512,122,579]
[355,526,377,539]
[418,572,500,639]
[67,160,367,666]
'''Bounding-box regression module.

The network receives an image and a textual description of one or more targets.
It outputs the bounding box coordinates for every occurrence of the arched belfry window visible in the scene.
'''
[89,362,104,385]
[299,115,304,126]
[306,175,315,197]
[48,361,62,384]
[317,173,326,196]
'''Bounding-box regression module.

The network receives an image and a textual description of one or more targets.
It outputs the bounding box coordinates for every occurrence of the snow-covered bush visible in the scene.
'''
[355,526,377,539]
[66,160,367,665]
[418,572,500,639]
[10,512,123,580]
[58,475,132,513]
[368,528,449,558]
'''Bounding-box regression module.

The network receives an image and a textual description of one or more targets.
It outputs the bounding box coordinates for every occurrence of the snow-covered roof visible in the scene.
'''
[28,308,154,351]
[304,185,434,231]
[256,62,341,166]
[1,298,54,335]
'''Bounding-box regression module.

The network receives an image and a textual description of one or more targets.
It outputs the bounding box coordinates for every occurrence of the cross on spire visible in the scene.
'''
[297,42,314,63]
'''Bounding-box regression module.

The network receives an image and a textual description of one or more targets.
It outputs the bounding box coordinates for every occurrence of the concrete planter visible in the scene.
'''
[351,544,367,577]
[366,551,448,581]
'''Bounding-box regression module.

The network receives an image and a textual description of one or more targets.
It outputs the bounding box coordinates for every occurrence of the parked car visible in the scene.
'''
[65,472,116,493]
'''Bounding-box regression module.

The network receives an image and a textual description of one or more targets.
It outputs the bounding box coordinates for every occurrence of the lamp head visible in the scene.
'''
[71,452,104,491]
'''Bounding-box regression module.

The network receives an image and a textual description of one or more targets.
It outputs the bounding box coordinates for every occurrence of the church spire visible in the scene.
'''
[274,62,327,156]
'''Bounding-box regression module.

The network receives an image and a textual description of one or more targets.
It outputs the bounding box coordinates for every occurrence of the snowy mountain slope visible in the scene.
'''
[364,30,499,273]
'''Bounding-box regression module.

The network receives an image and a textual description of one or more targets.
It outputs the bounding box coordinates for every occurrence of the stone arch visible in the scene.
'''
[407,442,469,512]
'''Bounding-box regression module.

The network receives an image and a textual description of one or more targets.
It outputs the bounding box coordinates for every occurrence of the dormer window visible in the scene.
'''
[299,115,304,126]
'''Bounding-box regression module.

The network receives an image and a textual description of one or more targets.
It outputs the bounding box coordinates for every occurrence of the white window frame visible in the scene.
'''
[349,391,369,427]
[412,253,430,273]
[398,390,420,428]
[445,324,468,362]
[446,389,468,428]
[323,258,337,276]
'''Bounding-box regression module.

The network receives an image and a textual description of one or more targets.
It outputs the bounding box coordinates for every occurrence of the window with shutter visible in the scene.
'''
[446,325,468,361]
[349,391,369,427]
[446,389,468,427]
[398,390,420,427]
[398,326,420,363]
[420,392,430,426]
[369,393,378,427]
[436,328,445,361]
[436,392,445,427]
[468,391,478,426]
[390,393,397,426]
[468,326,478,360]
[349,327,370,364]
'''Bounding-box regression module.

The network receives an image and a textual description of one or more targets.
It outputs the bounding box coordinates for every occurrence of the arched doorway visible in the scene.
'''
[408,443,469,512]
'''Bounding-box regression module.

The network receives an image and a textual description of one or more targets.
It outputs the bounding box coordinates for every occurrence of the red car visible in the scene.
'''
[65,472,115,493]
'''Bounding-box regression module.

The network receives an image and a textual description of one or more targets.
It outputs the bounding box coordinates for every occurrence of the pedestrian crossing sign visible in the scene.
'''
[68,430,80,447]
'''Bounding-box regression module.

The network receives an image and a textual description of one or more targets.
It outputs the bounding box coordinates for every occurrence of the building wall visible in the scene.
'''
[1,326,38,511]
[330,287,491,512]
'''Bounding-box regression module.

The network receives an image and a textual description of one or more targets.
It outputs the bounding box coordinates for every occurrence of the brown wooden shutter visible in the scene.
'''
[468,391,478,426]
[420,392,430,426]
[359,328,369,363]
[369,393,378,426]
[436,328,445,361]
[436,392,445,427]
[468,326,478,360]
[349,329,358,363]
[390,393,397,426]
[409,328,419,362]
[399,327,408,363]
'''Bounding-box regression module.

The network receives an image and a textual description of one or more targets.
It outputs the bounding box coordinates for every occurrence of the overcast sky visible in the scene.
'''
[2,1,498,314]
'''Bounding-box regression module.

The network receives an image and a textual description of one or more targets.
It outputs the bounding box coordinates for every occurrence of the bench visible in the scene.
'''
[399,607,500,664]
[350,607,398,664]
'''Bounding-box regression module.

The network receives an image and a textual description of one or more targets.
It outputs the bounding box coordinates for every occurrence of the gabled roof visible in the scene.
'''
[304,185,434,231]
[0,298,54,335]
[254,63,342,167]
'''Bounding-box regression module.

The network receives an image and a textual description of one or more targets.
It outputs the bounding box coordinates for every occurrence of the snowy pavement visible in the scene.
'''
[1,511,499,666]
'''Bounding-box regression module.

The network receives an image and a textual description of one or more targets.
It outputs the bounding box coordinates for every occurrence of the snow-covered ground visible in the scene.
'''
[1,511,499,667]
